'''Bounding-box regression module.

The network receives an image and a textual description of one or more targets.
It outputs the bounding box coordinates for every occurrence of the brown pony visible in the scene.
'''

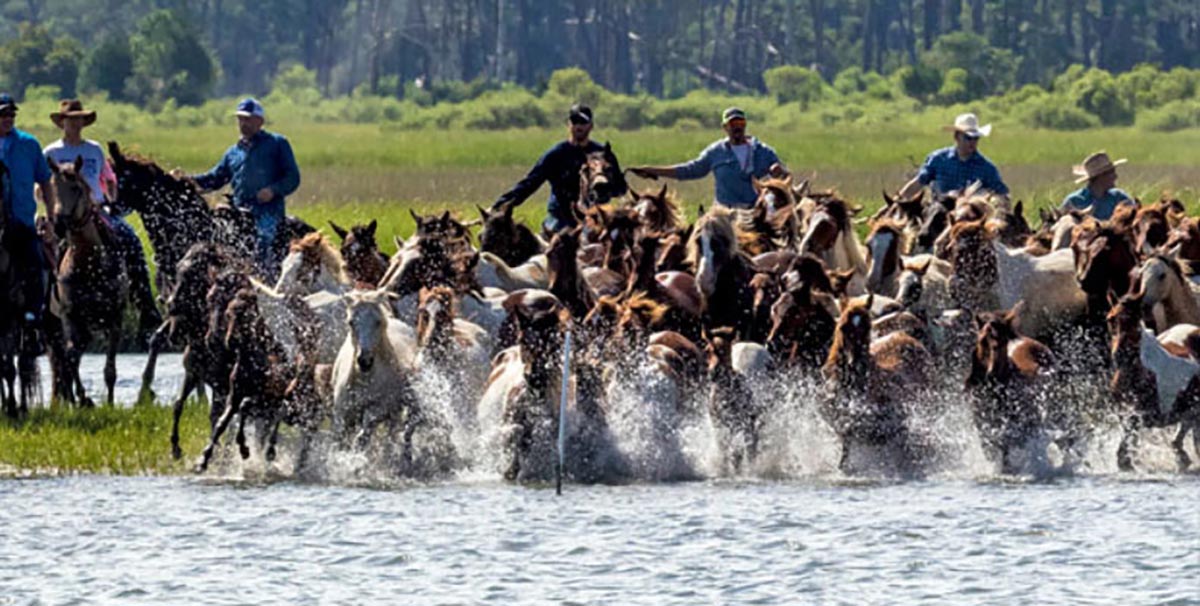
[766,282,838,372]
[1106,291,1200,471]
[1070,219,1138,320]
[330,220,389,288]
[1165,217,1200,266]
[51,157,130,406]
[687,208,759,340]
[477,202,544,267]
[964,302,1056,472]
[545,226,596,320]
[629,184,683,235]
[822,295,931,472]
[1131,200,1171,254]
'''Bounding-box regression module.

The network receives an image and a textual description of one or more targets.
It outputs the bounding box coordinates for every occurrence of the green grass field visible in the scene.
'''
[0,403,211,475]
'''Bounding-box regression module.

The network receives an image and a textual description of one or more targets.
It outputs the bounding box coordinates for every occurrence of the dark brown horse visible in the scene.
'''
[965,302,1056,472]
[50,157,129,406]
[545,226,596,320]
[330,220,389,288]
[766,281,838,372]
[706,326,762,472]
[476,202,544,268]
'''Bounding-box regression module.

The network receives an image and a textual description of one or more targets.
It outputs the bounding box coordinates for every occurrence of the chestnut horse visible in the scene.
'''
[330,220,390,288]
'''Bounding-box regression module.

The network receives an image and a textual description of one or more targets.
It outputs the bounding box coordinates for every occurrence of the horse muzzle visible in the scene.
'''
[357,354,375,372]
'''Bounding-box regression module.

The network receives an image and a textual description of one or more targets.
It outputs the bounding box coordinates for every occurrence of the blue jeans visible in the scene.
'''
[253,208,283,282]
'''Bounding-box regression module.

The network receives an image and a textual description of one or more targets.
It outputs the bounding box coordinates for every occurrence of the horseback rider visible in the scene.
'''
[1060,151,1134,221]
[897,112,1010,203]
[492,103,628,234]
[0,92,57,355]
[188,98,300,280]
[43,99,162,339]
[629,107,787,209]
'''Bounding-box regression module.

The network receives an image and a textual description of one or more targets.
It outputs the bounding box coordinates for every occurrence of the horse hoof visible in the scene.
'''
[171,443,182,460]
[238,445,251,460]
[80,397,95,409]
[265,446,277,463]
[138,389,156,406]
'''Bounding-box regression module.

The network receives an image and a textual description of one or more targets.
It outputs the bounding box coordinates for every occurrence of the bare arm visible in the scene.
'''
[628,166,679,180]
[897,176,922,200]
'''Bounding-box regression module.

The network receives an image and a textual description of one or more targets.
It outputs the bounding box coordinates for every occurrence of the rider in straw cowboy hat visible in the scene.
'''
[898,112,1010,202]
[1059,151,1134,221]
[44,99,163,341]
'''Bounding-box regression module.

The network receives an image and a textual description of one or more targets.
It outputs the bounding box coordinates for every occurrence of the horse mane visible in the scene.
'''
[631,185,683,232]
[823,297,872,379]
[685,207,746,268]
[868,218,905,241]
[622,291,669,327]
[1146,251,1188,283]
[290,232,350,284]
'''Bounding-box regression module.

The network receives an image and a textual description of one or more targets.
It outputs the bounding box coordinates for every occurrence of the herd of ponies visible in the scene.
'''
[5,142,1200,483]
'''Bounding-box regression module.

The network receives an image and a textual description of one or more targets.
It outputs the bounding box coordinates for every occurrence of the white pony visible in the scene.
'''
[331,291,428,464]
[1135,253,1200,332]
[476,252,550,292]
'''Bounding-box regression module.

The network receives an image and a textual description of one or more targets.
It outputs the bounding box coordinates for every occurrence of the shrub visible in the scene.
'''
[762,65,827,108]
[894,64,942,102]
[1137,99,1200,132]
[1017,95,1100,130]
[547,67,603,107]
[937,68,974,104]
[1066,68,1135,126]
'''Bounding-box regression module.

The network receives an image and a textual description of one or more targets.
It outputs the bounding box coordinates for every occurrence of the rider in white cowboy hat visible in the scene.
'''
[1059,151,1133,221]
[898,112,1010,201]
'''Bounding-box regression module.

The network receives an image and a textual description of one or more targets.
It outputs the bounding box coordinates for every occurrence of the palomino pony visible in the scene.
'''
[1135,252,1200,332]
[276,232,351,296]
[50,157,130,406]
[687,208,759,340]
[1106,291,1200,471]
[330,220,390,288]
[629,184,684,235]
[798,191,868,296]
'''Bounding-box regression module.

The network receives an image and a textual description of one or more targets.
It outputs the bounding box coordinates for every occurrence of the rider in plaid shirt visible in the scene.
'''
[899,113,1009,200]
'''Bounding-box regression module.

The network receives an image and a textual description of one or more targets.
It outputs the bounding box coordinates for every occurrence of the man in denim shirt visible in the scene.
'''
[630,107,786,208]
[0,92,58,353]
[190,98,300,279]
[898,113,1009,202]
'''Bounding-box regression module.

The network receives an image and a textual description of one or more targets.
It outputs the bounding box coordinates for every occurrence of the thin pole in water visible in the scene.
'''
[556,329,572,496]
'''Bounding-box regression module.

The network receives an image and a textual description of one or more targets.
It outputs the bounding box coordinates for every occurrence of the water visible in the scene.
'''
[36,353,188,405]
[0,475,1196,604]
[7,355,1199,604]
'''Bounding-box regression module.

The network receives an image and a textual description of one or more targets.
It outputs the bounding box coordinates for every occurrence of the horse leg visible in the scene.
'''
[104,326,121,406]
[1170,423,1192,471]
[265,415,281,463]
[17,352,39,417]
[235,410,251,460]
[1,355,17,419]
[138,321,170,405]
[1116,415,1141,472]
[198,386,241,473]
[170,373,198,460]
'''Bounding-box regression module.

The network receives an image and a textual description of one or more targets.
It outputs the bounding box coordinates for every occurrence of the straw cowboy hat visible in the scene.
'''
[50,99,97,128]
[943,113,992,138]
[1073,151,1126,184]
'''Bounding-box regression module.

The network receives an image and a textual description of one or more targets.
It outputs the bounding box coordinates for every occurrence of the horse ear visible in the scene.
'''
[782,173,793,189]
[476,205,491,222]
[865,293,875,312]
[882,190,896,207]
[393,235,405,250]
[912,190,925,205]
[329,221,348,241]
[698,204,706,217]
[74,154,85,174]
[366,219,377,237]
[792,179,810,200]
[752,177,764,195]
[440,210,451,224]
[107,141,122,163]
[658,183,668,199]
[603,141,612,153]
[409,209,423,227]
[502,201,515,219]
[1013,199,1024,217]
[1008,300,1026,324]
[48,158,60,174]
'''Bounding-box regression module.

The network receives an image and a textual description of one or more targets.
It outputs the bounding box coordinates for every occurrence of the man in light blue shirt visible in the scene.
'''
[1060,151,1133,221]
[630,107,786,208]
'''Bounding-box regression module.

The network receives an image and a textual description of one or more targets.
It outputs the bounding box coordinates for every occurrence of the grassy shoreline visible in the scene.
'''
[0,403,211,476]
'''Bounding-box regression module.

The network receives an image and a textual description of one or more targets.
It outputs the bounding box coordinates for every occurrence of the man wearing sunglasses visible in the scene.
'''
[898,112,1009,201]
[0,92,58,355]
[492,103,628,234]
[629,107,786,209]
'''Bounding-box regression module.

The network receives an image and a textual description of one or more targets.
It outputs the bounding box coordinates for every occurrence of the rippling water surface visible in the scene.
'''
[1,474,1196,605]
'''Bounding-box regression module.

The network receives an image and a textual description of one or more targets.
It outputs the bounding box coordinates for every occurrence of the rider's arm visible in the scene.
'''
[32,148,55,216]
[899,150,939,199]
[670,143,717,181]
[981,162,1010,196]
[607,146,629,197]
[493,146,554,210]
[192,149,232,192]
[265,136,300,200]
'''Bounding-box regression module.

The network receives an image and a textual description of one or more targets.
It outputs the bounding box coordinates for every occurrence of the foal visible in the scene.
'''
[330,220,390,288]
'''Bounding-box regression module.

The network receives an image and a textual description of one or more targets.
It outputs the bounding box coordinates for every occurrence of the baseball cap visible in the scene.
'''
[568,103,593,124]
[0,93,18,113]
[722,107,746,124]
[235,97,265,118]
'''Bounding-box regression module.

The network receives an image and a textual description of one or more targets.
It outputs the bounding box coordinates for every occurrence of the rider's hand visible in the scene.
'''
[630,167,657,180]
[257,187,275,203]
[768,163,786,178]
[169,168,185,180]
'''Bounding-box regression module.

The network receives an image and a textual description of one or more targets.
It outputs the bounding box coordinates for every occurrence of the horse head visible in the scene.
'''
[580,144,620,208]
[49,156,96,237]
[346,291,394,373]
[688,207,740,298]
[629,183,681,234]
[865,219,904,295]
[416,286,456,351]
[331,219,388,287]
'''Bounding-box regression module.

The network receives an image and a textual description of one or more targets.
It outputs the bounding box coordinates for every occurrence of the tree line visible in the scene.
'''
[0,0,1197,107]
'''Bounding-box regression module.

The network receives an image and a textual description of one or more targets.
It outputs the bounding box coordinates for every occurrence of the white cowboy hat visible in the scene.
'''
[944,113,992,138]
[1073,151,1127,184]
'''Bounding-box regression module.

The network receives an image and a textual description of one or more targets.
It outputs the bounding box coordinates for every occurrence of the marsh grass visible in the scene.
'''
[0,402,211,475]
